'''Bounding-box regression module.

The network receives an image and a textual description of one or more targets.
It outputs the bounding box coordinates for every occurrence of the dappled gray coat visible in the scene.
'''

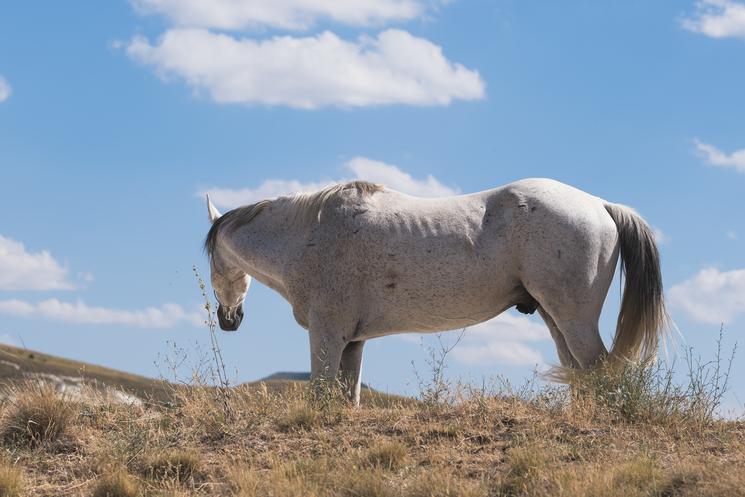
[205,178,667,405]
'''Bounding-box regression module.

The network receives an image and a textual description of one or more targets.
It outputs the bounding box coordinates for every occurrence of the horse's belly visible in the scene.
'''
[355,271,520,339]
[361,309,504,339]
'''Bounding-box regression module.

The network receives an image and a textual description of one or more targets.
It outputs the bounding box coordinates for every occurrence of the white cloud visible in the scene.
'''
[204,179,336,210]
[454,341,544,367]
[0,298,204,329]
[452,312,549,367]
[694,139,745,173]
[653,227,670,246]
[126,28,485,109]
[669,267,745,324]
[0,299,35,316]
[0,235,72,291]
[346,157,458,197]
[132,0,424,31]
[201,157,459,209]
[682,0,745,38]
[726,230,737,240]
[0,76,10,103]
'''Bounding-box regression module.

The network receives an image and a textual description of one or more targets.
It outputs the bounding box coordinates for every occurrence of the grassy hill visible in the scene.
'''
[0,344,172,403]
[0,344,395,406]
[0,345,743,496]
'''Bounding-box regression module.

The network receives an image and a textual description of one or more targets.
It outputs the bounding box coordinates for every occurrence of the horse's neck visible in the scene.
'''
[227,201,296,287]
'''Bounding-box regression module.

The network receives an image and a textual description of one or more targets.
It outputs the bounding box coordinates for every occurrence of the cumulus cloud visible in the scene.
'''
[131,0,424,31]
[694,139,745,173]
[0,298,203,329]
[0,76,10,103]
[200,157,459,209]
[669,267,745,324]
[346,157,458,197]
[0,299,35,316]
[452,312,550,367]
[0,235,72,291]
[126,28,485,109]
[204,179,336,210]
[682,0,745,38]
[653,227,670,246]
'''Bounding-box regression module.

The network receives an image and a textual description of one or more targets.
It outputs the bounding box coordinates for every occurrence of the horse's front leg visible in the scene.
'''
[339,340,365,407]
[308,326,347,396]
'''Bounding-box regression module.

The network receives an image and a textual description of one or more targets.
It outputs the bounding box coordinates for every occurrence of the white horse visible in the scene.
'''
[205,178,667,405]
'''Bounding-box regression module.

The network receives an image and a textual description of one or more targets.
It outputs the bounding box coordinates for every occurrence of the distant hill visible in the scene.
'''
[0,343,173,402]
[258,371,374,391]
[0,345,398,405]
[260,371,311,382]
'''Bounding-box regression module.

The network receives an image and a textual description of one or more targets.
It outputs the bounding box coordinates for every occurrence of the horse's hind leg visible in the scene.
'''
[520,227,616,370]
[526,276,609,369]
[542,303,608,369]
[339,340,365,406]
[538,307,579,369]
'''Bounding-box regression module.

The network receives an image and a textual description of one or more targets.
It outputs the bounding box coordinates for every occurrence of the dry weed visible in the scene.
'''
[0,381,76,448]
[0,461,24,497]
[91,471,142,497]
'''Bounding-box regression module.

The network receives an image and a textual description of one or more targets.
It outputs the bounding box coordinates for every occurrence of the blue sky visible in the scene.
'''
[1,0,744,407]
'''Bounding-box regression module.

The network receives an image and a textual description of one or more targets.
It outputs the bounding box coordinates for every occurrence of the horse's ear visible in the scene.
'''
[206,195,222,224]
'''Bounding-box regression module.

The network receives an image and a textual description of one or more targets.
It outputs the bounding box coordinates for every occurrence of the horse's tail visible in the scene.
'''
[603,202,669,367]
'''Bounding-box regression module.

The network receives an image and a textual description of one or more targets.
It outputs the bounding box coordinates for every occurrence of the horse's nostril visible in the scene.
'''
[216,306,242,332]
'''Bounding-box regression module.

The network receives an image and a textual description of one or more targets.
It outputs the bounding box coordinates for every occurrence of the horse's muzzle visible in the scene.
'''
[217,304,243,331]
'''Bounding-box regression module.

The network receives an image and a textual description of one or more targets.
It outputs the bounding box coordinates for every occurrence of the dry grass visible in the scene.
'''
[0,381,76,448]
[0,460,24,497]
[276,401,320,432]
[1,354,743,497]
[141,450,203,484]
[91,472,142,497]
[361,440,408,471]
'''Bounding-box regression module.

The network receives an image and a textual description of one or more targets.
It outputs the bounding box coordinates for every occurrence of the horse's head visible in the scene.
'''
[206,196,251,332]
[211,265,250,331]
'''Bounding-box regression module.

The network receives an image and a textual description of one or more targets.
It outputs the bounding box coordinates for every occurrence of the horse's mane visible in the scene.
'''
[285,180,383,223]
[204,180,383,260]
[204,199,271,260]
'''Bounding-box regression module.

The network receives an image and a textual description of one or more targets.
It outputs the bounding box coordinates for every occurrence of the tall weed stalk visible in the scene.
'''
[193,265,233,419]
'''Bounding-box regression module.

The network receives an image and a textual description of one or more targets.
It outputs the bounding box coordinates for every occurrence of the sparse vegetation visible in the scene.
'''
[361,440,408,471]
[412,331,465,407]
[276,401,320,432]
[0,327,741,496]
[568,327,738,427]
[496,443,547,496]
[0,381,76,448]
[0,460,24,497]
[141,450,203,484]
[91,472,142,497]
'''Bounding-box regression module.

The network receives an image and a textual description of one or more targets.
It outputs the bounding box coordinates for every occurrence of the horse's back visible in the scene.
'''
[294,178,619,337]
[314,177,617,286]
